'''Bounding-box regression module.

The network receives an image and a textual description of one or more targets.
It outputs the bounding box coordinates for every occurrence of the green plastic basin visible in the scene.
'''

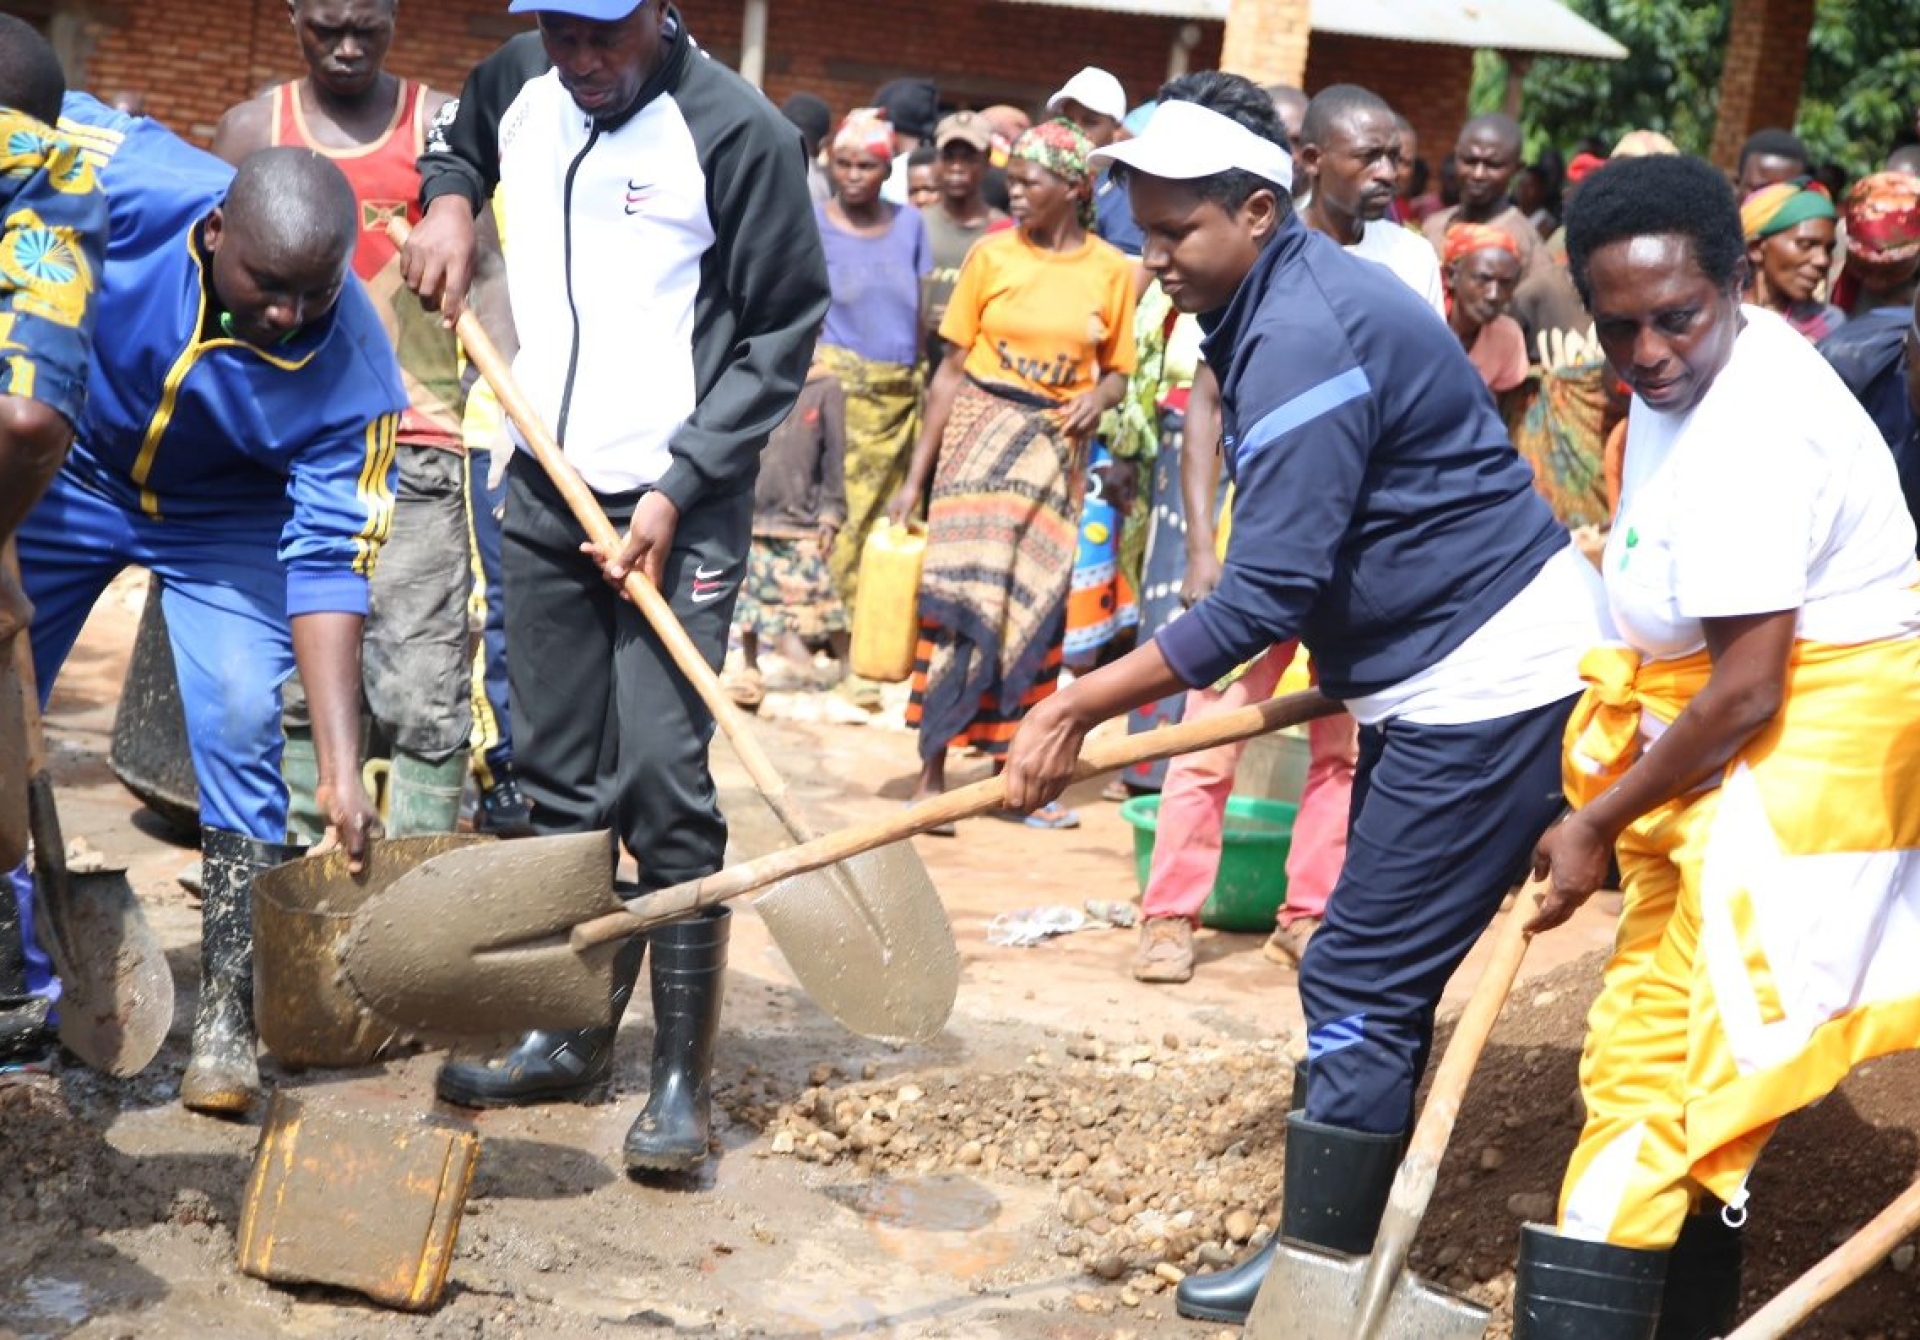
[1119,794,1298,933]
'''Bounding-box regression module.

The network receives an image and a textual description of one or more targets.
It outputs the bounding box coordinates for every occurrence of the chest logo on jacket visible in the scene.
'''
[624,180,654,215]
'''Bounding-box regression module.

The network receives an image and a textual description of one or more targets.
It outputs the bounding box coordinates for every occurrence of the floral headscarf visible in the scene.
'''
[1740,177,1835,242]
[832,107,894,163]
[1011,117,1096,228]
[1842,171,1920,274]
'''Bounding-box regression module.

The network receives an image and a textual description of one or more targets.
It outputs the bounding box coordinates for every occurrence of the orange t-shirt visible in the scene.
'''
[939,228,1137,403]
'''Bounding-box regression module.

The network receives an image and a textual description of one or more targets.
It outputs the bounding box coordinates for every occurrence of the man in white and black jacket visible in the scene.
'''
[400,0,828,1177]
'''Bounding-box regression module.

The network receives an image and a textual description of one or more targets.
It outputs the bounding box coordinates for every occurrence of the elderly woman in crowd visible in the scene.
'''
[1443,221,1529,395]
[886,118,1136,829]
[1515,153,1920,1339]
[816,108,931,670]
[1740,175,1844,340]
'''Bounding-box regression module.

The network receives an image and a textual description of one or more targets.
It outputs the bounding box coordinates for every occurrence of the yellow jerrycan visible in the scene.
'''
[851,521,926,682]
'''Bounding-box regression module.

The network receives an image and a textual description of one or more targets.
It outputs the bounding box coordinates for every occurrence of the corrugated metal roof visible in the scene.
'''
[1312,0,1626,59]
[992,0,1627,60]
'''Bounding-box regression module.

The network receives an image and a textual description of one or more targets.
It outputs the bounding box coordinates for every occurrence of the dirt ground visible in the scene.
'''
[4,574,1919,1339]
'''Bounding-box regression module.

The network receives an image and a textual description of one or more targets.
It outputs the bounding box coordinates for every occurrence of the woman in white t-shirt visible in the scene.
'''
[1514,154,1920,1339]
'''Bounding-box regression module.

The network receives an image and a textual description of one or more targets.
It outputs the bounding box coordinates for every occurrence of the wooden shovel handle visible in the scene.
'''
[2,541,46,774]
[570,686,1341,948]
[387,219,808,836]
[1725,1177,1920,1339]
[1350,875,1541,1340]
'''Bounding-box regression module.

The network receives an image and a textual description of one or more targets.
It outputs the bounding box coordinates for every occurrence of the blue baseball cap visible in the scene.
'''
[508,0,645,18]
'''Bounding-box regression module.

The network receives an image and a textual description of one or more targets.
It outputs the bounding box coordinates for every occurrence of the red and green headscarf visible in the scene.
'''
[1740,177,1835,242]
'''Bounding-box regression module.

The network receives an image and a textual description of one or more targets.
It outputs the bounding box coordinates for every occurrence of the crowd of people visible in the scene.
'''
[4,1,1920,1336]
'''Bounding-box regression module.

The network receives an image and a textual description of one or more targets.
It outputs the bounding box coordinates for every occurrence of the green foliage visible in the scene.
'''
[1797,0,1920,178]
[1463,0,1920,182]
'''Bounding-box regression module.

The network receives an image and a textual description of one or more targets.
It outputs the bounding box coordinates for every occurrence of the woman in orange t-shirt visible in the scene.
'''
[886,118,1137,829]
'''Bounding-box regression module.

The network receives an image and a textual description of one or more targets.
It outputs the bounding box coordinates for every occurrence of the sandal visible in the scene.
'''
[998,801,1080,830]
[909,799,956,838]
[723,665,765,710]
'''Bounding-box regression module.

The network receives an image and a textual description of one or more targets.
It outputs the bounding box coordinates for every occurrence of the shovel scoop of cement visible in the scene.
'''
[1245,1239,1489,1340]
[340,831,626,1047]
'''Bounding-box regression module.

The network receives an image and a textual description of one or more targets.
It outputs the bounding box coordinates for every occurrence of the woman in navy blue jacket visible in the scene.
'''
[1004,73,1604,1326]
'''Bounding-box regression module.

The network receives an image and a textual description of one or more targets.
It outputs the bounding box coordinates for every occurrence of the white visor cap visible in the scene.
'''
[1090,99,1294,194]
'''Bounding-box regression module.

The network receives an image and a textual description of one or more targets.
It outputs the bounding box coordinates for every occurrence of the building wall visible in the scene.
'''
[72,0,524,144]
[1304,33,1476,180]
[1221,0,1308,88]
[1708,0,1815,171]
[59,0,1223,147]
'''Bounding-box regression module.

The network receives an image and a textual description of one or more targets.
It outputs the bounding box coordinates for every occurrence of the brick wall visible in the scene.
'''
[1220,0,1308,88]
[61,0,1224,146]
[1707,0,1815,171]
[749,1,1222,123]
[74,0,527,144]
[1304,33,1475,175]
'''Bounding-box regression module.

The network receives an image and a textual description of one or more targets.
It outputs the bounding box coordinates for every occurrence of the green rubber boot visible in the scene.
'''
[279,725,326,846]
[386,749,466,837]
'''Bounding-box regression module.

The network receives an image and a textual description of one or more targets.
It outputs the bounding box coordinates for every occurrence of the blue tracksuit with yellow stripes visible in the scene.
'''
[19,94,404,841]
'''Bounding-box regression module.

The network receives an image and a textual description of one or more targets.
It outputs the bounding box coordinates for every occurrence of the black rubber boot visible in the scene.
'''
[624,907,730,1175]
[0,871,51,1067]
[437,937,644,1108]
[1175,1113,1404,1323]
[1514,1223,1667,1340]
[180,829,302,1115]
[1654,1209,1742,1340]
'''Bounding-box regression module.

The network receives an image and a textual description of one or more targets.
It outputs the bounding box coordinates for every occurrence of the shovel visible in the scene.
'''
[7,587,174,1077]
[1724,1173,1920,1339]
[1245,874,1546,1340]
[391,217,961,1045]
[339,688,1341,1045]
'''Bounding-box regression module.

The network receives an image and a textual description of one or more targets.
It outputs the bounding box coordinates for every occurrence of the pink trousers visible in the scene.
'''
[1140,642,1356,927]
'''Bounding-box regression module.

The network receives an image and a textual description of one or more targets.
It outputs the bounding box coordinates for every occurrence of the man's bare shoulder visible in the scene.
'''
[210,92,276,166]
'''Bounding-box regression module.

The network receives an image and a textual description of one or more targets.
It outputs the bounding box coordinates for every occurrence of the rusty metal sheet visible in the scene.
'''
[237,1079,479,1312]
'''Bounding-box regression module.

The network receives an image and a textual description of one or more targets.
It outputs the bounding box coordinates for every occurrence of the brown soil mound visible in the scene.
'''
[751,949,1920,1334]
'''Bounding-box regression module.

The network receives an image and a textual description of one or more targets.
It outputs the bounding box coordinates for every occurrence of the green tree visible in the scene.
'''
[1796,0,1920,178]
[1470,0,1920,180]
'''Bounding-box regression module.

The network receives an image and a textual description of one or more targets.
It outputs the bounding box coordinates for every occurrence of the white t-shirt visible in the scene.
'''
[1345,544,1606,726]
[1604,305,1920,660]
[1347,218,1446,318]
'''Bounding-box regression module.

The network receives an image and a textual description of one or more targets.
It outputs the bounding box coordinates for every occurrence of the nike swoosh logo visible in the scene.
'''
[693,564,727,580]
[689,586,727,605]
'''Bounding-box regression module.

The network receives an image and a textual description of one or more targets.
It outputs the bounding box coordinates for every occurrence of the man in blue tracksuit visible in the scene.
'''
[1005,73,1605,1326]
[14,93,405,1113]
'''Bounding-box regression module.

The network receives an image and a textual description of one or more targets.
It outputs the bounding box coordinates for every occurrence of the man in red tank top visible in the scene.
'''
[213,1,522,840]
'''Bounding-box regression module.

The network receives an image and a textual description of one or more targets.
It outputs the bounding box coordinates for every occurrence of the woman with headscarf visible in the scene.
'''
[816,107,931,696]
[885,118,1137,828]
[1741,177,1844,341]
[1443,221,1529,395]
[1833,169,1920,317]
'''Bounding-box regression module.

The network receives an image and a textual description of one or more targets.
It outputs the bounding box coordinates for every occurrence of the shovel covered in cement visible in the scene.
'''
[338,689,1343,1048]
[1245,877,1544,1340]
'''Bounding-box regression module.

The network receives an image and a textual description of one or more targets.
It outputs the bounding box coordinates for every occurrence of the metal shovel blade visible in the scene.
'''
[340,831,627,1046]
[25,773,174,1077]
[49,866,176,1078]
[754,842,958,1044]
[1246,1239,1490,1340]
